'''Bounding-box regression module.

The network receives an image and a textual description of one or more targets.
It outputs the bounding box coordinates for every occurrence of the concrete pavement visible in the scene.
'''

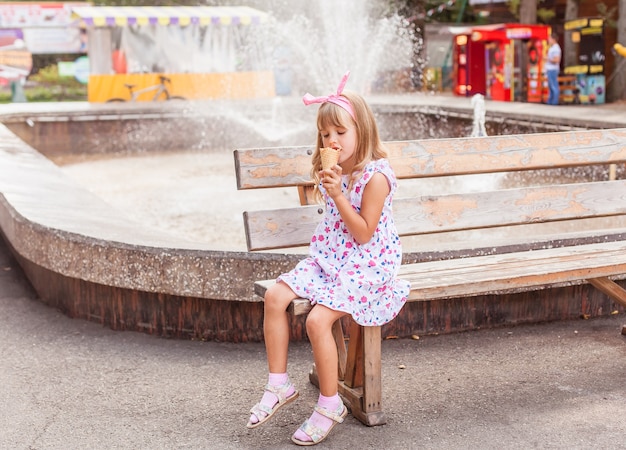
[2,234,626,449]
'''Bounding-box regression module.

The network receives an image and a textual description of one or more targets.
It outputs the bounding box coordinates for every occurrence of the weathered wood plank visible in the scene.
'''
[361,326,384,423]
[244,180,626,251]
[588,277,626,308]
[344,321,363,389]
[235,128,626,189]
[332,320,347,381]
[253,279,273,299]
[244,207,321,251]
[255,240,626,315]
[395,180,626,236]
[234,146,313,189]
[402,240,626,300]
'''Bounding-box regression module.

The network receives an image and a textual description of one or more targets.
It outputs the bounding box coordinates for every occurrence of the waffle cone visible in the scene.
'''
[320,147,340,170]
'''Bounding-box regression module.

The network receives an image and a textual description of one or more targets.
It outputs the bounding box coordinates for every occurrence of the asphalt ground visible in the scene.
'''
[1,234,626,450]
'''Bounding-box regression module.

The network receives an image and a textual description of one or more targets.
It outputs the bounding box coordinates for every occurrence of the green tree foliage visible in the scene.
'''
[386,0,475,23]
[509,0,555,24]
[24,64,87,102]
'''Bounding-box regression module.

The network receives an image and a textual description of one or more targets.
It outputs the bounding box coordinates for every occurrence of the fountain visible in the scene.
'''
[170,0,419,149]
[52,1,416,247]
[246,0,416,95]
[470,93,487,137]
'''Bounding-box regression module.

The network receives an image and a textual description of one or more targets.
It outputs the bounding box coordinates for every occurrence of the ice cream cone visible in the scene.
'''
[320,147,340,170]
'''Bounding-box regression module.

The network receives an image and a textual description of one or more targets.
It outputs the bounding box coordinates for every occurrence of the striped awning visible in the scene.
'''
[71,6,269,27]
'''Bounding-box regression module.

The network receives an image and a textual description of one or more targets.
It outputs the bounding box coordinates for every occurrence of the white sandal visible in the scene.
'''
[291,402,348,446]
[246,381,299,429]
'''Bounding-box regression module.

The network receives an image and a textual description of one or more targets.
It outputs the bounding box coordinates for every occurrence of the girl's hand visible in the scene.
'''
[320,165,343,198]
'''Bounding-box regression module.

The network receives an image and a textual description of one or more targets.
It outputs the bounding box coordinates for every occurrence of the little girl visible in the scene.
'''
[247,71,409,446]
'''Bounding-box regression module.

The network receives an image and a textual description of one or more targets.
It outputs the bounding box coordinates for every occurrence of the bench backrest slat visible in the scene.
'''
[235,129,626,189]
[243,207,321,251]
[243,180,626,251]
[235,146,312,190]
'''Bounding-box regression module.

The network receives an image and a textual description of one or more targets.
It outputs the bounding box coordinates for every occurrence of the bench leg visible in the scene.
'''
[341,321,386,426]
[588,277,626,335]
[308,319,386,426]
[588,277,626,309]
[333,319,347,381]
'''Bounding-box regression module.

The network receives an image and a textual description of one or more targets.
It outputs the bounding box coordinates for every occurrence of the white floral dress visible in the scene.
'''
[278,158,409,326]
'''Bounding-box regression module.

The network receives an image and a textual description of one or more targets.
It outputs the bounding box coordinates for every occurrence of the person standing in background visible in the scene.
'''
[545,33,562,105]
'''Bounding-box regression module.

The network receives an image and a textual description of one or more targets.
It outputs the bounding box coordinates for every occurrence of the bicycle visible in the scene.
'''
[106,75,186,102]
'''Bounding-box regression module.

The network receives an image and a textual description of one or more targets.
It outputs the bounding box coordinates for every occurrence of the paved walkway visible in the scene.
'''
[2,229,626,449]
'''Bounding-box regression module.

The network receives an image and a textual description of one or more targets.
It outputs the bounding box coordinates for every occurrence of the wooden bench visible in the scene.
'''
[234,128,626,427]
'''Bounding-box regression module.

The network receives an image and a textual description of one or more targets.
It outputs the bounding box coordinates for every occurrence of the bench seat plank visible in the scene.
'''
[401,240,626,302]
[255,240,626,315]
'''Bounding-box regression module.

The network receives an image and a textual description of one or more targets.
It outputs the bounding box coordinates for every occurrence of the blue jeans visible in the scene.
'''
[547,69,559,105]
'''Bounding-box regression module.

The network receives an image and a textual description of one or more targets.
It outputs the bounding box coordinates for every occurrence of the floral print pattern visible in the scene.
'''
[278,159,409,326]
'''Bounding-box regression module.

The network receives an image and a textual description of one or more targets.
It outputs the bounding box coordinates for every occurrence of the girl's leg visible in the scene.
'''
[264,281,297,373]
[306,305,347,395]
[248,281,299,427]
[292,305,348,445]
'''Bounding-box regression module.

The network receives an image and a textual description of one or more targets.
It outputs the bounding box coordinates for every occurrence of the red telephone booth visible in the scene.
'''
[453,24,551,102]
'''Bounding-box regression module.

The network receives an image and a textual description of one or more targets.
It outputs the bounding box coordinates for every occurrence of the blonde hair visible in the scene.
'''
[310,91,387,201]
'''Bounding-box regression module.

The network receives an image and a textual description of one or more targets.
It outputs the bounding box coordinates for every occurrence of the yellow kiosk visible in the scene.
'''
[71,6,275,102]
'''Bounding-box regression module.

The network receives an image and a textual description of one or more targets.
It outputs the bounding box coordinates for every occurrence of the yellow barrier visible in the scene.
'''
[88,71,276,102]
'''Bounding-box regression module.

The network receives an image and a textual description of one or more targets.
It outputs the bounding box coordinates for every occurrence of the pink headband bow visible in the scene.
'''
[302,71,355,120]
